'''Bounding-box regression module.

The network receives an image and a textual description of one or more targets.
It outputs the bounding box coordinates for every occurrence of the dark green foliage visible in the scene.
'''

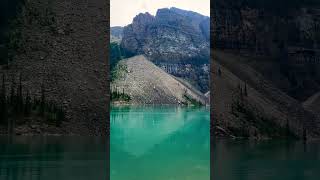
[110,42,135,71]
[303,126,307,141]
[111,64,128,81]
[218,67,222,77]
[110,42,128,69]
[231,95,297,138]
[24,90,31,116]
[0,74,8,125]
[0,74,65,128]
[244,83,248,96]
[40,84,45,116]
[183,94,203,107]
[111,88,131,102]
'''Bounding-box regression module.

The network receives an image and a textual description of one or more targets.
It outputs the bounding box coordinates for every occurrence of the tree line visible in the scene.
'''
[0,73,65,130]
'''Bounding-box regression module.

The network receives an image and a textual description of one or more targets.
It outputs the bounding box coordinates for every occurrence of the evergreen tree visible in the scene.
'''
[16,73,23,115]
[244,83,248,96]
[40,84,45,116]
[286,118,290,137]
[0,74,7,124]
[303,126,307,142]
[24,90,31,116]
[10,76,15,105]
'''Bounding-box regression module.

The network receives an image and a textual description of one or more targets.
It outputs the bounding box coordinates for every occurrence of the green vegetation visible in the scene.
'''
[111,88,131,102]
[110,42,126,69]
[111,63,128,81]
[0,74,65,129]
[110,42,136,71]
[183,94,203,106]
[230,92,297,139]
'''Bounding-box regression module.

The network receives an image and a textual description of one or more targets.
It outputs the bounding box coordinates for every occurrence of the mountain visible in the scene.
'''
[110,26,123,43]
[212,50,320,139]
[111,55,208,105]
[0,0,109,135]
[120,7,210,92]
[212,0,320,139]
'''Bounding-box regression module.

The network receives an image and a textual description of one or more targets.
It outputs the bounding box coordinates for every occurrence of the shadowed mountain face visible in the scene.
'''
[213,0,320,100]
[212,0,320,138]
[120,7,210,92]
[0,0,23,43]
[0,0,109,135]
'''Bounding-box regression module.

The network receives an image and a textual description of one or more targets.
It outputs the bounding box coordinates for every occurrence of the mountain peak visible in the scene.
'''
[132,12,154,24]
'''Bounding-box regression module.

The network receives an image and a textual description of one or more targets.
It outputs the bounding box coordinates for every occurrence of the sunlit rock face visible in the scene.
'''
[121,7,209,65]
[120,7,210,92]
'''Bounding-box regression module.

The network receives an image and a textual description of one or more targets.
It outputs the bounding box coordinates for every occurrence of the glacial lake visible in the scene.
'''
[213,139,320,180]
[2,106,318,180]
[110,105,210,180]
[0,136,107,180]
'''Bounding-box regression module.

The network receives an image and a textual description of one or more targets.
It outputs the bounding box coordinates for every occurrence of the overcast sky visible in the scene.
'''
[110,0,210,27]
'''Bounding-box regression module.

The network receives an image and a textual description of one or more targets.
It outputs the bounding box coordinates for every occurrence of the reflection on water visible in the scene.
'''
[0,136,107,180]
[110,106,210,180]
[213,139,320,180]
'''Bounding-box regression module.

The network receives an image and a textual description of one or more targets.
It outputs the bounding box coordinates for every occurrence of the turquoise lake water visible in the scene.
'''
[2,106,319,180]
[110,106,210,180]
[0,136,107,180]
[213,139,320,180]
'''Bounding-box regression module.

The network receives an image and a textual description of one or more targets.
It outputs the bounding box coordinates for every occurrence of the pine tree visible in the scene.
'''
[24,90,31,116]
[16,73,23,115]
[0,74,7,124]
[56,106,64,127]
[284,117,291,138]
[244,83,248,96]
[303,126,307,142]
[40,84,45,116]
[10,76,15,105]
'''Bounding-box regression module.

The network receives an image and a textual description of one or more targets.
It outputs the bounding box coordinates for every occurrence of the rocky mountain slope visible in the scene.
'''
[0,0,109,135]
[111,55,208,105]
[110,26,123,43]
[212,0,320,139]
[120,7,210,92]
[212,50,320,139]
[213,0,320,101]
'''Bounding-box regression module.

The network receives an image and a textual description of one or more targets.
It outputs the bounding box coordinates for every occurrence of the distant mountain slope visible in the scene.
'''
[212,50,320,139]
[110,26,123,43]
[120,7,210,93]
[303,91,320,118]
[212,0,320,138]
[111,55,208,105]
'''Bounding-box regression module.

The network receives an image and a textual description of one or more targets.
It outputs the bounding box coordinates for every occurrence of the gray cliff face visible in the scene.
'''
[110,26,123,43]
[120,7,210,92]
[121,8,209,64]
